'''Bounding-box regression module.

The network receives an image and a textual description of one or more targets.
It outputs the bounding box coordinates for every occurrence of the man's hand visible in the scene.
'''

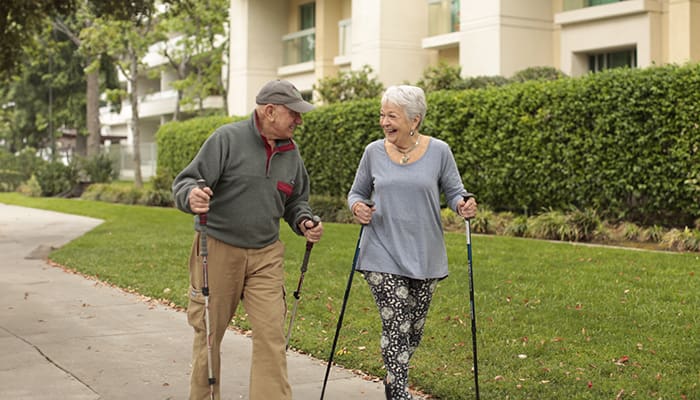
[189,184,213,214]
[299,217,323,243]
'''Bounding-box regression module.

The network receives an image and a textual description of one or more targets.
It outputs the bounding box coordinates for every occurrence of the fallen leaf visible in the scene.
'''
[615,388,625,400]
[615,355,630,365]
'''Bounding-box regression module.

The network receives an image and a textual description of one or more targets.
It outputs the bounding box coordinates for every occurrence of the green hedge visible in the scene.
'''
[156,115,240,182]
[156,64,700,227]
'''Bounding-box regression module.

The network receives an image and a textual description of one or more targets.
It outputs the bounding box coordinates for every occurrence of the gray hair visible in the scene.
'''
[381,85,427,130]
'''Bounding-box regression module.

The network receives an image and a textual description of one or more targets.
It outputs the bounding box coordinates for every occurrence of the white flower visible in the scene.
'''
[380,334,389,349]
[368,272,383,285]
[395,285,409,299]
[381,307,395,320]
[413,318,425,331]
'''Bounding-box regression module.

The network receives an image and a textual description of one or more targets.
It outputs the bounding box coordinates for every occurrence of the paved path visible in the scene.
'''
[0,203,402,400]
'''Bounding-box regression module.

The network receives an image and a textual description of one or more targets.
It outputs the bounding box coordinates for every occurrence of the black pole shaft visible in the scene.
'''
[320,224,365,400]
[197,179,216,400]
[286,240,314,349]
[466,219,480,399]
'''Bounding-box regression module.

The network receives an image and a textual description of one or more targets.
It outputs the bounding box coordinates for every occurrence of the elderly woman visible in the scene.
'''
[347,85,477,399]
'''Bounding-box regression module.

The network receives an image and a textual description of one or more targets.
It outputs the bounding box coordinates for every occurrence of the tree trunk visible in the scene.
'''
[86,60,101,157]
[130,54,143,188]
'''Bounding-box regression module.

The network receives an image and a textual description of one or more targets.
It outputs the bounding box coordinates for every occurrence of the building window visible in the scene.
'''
[588,48,636,72]
[338,19,351,57]
[282,2,316,65]
[588,0,622,5]
[299,2,315,62]
[563,0,624,11]
[428,0,460,36]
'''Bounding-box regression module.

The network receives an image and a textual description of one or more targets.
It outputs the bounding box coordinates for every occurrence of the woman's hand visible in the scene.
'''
[352,201,376,225]
[458,197,478,219]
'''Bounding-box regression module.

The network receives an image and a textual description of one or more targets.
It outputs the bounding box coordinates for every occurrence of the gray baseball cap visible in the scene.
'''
[255,80,315,113]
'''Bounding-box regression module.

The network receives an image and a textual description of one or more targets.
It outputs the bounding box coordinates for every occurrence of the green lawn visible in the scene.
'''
[1,192,698,399]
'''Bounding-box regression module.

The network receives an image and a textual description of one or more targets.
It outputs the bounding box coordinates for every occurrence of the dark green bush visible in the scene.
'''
[308,195,354,223]
[0,147,43,191]
[79,153,118,183]
[157,63,700,228]
[35,160,78,196]
[81,183,173,207]
[313,65,384,104]
[156,115,238,183]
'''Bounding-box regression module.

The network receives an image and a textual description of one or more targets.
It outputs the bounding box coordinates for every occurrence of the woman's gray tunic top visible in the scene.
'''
[347,137,470,280]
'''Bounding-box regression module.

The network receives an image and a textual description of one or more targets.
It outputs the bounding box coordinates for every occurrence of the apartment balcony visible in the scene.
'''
[556,0,661,27]
[100,89,224,128]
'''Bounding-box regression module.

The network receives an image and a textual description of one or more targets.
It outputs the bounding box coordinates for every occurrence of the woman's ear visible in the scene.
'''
[412,115,421,131]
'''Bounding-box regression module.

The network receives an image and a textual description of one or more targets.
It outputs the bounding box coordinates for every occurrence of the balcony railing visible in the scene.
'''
[563,0,625,12]
[282,28,315,65]
[428,0,460,36]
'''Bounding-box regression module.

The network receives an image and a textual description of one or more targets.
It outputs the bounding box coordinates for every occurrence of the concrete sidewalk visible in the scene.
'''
[0,203,403,400]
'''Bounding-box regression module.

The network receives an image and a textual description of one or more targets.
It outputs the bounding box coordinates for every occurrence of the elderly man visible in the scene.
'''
[173,79,324,400]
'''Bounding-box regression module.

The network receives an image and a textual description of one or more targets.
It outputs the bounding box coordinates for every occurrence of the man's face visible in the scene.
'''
[265,105,303,140]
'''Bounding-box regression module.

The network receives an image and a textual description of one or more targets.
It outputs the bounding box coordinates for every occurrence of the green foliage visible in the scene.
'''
[155,115,238,183]
[416,61,466,92]
[313,65,384,104]
[35,159,79,196]
[16,174,43,197]
[81,182,172,207]
[294,98,381,196]
[154,0,229,116]
[661,227,700,252]
[78,153,118,183]
[158,63,700,228]
[1,24,87,152]
[504,215,529,237]
[0,0,76,81]
[462,74,510,89]
[308,195,354,224]
[424,63,700,227]
[0,147,39,191]
[510,66,567,82]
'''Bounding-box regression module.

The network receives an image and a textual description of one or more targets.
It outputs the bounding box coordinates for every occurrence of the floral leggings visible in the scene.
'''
[363,271,439,400]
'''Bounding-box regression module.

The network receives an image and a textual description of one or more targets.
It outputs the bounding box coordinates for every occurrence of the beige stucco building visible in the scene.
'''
[228,0,700,115]
[98,0,700,178]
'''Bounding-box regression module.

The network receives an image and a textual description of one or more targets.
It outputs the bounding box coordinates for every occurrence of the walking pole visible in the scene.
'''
[464,196,480,400]
[286,215,322,350]
[196,179,216,400]
[320,200,374,400]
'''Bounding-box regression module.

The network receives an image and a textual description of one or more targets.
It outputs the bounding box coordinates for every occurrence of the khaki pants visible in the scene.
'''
[187,234,291,400]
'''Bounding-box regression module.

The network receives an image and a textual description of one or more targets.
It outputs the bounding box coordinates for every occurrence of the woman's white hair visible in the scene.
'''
[381,85,427,130]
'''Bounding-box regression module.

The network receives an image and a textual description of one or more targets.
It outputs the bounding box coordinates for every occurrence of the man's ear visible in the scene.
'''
[265,104,277,120]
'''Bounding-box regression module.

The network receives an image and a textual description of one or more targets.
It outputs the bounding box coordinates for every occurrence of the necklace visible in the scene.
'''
[393,136,420,164]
